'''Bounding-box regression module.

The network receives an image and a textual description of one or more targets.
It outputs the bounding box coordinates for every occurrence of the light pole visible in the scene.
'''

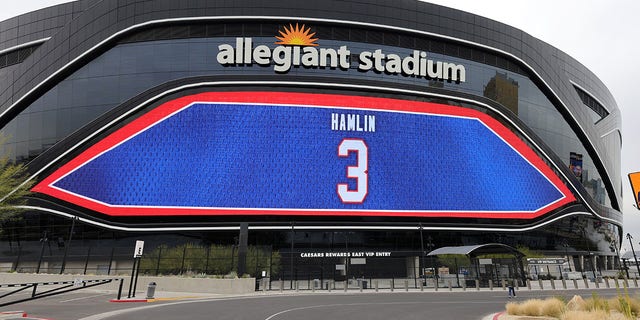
[426,236,435,282]
[419,224,426,279]
[582,227,597,279]
[290,222,295,289]
[627,233,640,277]
[562,241,571,272]
[609,239,621,275]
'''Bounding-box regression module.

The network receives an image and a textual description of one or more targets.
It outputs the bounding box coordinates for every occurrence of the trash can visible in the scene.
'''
[146,282,157,299]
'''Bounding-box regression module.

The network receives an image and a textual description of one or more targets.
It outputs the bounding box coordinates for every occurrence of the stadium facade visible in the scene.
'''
[0,0,622,283]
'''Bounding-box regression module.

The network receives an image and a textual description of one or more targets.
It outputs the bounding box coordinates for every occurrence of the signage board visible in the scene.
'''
[629,172,640,209]
[217,23,466,83]
[527,258,566,265]
[33,92,574,220]
[134,240,144,258]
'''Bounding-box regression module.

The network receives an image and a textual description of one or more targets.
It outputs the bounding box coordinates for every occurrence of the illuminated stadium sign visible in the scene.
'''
[32,92,575,219]
[217,24,466,82]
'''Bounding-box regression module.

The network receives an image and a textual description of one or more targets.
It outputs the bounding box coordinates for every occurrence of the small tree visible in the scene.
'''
[0,156,34,226]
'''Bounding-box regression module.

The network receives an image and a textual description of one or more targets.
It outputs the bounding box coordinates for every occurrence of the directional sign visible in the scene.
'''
[134,240,144,258]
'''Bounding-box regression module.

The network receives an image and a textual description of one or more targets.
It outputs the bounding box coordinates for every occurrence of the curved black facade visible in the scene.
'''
[0,0,622,280]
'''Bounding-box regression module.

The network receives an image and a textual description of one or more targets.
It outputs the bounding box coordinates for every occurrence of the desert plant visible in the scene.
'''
[506,297,565,318]
[585,292,610,312]
[609,287,639,319]
[561,310,625,320]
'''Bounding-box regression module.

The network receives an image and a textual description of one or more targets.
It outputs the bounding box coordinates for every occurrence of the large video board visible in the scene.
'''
[32,92,574,219]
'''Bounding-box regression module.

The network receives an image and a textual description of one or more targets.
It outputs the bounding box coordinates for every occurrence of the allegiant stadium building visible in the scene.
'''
[0,0,623,282]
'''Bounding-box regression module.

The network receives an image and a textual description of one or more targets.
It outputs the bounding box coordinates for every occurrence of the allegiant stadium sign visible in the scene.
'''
[216,24,466,83]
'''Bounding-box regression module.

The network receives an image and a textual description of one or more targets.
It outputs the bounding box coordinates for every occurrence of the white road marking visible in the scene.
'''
[59,293,111,303]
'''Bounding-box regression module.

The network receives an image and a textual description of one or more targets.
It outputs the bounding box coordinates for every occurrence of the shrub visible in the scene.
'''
[561,310,624,320]
[585,292,610,312]
[506,297,565,317]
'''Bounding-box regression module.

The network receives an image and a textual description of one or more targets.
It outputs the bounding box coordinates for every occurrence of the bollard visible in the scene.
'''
[435,279,438,291]
[117,279,124,300]
[605,278,610,288]
[404,280,408,292]
[489,280,493,291]
[295,281,299,292]
[375,280,379,292]
[359,281,363,292]
[263,279,267,292]
[594,278,600,289]
[420,280,424,292]
[475,279,480,291]
[328,280,332,292]
[550,279,555,290]
[344,280,347,292]
[145,282,156,299]
[462,280,466,291]
[448,280,452,291]
[501,278,506,290]
[573,279,578,289]
[312,281,315,293]
[538,279,543,290]
[526,279,531,290]
[562,279,566,289]
[280,279,284,292]
[583,278,589,289]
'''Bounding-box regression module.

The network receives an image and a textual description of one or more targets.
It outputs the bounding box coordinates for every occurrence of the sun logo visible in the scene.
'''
[275,23,318,46]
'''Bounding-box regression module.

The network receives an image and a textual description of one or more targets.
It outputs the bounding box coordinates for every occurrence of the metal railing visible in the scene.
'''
[0,278,124,307]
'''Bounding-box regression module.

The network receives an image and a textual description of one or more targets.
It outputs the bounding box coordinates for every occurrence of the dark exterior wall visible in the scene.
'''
[0,0,621,213]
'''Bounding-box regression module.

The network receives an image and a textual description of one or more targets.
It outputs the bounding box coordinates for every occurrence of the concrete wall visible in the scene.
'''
[0,273,256,295]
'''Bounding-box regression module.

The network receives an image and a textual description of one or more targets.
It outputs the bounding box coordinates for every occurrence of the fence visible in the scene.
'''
[259,276,640,292]
[0,242,278,278]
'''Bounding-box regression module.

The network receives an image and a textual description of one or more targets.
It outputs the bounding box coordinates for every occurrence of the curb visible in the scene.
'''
[109,299,149,303]
[0,311,53,320]
[109,296,203,303]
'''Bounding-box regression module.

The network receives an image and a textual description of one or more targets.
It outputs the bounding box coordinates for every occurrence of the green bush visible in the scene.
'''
[139,243,281,277]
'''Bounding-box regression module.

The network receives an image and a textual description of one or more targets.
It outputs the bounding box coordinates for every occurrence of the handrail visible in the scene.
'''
[0,278,124,308]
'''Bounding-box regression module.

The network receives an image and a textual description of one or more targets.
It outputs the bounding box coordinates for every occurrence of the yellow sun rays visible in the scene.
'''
[275,23,318,46]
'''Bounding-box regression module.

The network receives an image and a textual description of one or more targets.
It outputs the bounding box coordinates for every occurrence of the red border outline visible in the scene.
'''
[32,91,576,219]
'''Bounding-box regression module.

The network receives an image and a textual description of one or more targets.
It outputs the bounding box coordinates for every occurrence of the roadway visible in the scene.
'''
[1,287,636,320]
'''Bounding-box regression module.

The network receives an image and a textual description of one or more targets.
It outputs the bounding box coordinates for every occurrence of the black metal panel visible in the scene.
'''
[0,0,622,223]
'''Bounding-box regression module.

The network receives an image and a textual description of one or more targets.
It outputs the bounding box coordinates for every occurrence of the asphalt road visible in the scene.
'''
[2,287,634,320]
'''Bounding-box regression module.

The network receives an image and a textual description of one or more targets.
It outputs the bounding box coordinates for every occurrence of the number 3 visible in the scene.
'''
[337,139,368,203]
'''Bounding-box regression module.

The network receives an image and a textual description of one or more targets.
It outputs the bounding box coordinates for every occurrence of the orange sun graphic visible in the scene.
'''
[275,23,318,46]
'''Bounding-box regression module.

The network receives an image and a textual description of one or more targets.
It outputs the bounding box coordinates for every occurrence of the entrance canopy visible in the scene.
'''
[427,243,524,258]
